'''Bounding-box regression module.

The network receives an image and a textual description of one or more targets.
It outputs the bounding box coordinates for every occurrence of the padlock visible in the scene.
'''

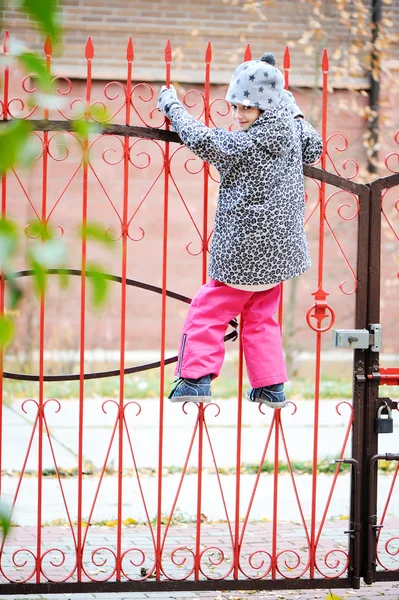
[375,405,394,434]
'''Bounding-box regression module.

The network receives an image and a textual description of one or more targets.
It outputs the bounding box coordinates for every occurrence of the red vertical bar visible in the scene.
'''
[195,402,204,579]
[309,49,328,578]
[202,42,211,283]
[278,47,291,329]
[0,31,10,500]
[271,412,280,578]
[268,47,292,579]
[233,43,254,578]
[77,36,93,582]
[156,38,172,580]
[35,36,52,583]
[193,41,213,580]
[233,321,244,578]
[283,46,290,91]
[115,37,133,581]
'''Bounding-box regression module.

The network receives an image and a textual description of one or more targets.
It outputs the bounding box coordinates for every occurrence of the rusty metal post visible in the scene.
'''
[351,184,372,587]
[362,178,383,584]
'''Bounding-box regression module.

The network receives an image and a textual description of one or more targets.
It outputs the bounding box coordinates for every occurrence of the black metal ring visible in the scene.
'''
[3,269,239,382]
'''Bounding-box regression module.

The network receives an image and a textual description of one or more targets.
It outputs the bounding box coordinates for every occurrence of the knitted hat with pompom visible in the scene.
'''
[226,52,284,111]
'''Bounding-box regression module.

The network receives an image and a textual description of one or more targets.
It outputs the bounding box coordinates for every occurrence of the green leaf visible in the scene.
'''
[19,0,61,46]
[89,103,111,123]
[29,259,46,295]
[0,501,12,538]
[27,238,67,295]
[58,270,69,290]
[28,239,67,267]
[7,276,23,310]
[0,219,18,267]
[18,52,54,95]
[0,120,33,174]
[87,263,109,308]
[0,316,15,346]
[80,223,115,246]
[72,119,102,139]
[27,220,52,241]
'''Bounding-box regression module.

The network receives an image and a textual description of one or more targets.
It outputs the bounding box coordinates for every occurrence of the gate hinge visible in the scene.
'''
[332,324,381,351]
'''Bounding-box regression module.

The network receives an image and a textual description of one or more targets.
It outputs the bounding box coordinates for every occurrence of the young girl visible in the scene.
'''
[157,52,322,408]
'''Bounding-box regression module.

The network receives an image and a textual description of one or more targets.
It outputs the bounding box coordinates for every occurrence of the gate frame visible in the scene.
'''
[358,171,399,585]
[0,117,398,594]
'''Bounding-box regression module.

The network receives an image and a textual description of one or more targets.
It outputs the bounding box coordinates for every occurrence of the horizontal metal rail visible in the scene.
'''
[2,269,238,381]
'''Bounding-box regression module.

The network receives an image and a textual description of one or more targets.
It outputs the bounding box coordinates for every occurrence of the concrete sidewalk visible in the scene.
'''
[4,398,398,474]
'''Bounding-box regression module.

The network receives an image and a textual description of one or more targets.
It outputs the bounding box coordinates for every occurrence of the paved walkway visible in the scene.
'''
[1,575,398,599]
[1,523,398,599]
[1,581,399,599]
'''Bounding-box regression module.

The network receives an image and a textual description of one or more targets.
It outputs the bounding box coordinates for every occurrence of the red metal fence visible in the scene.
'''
[0,34,398,594]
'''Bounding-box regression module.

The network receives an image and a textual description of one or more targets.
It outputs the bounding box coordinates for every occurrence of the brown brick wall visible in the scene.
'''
[2,2,399,370]
[2,73,398,365]
[3,0,399,87]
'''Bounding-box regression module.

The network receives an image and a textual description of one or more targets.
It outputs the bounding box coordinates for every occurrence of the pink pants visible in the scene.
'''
[175,279,288,388]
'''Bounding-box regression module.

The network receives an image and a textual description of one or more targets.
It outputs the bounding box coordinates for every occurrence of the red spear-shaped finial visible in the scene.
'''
[283,46,290,70]
[85,37,94,60]
[205,41,212,64]
[127,37,134,62]
[244,43,252,62]
[3,30,9,54]
[165,38,172,63]
[44,35,53,58]
[322,48,329,73]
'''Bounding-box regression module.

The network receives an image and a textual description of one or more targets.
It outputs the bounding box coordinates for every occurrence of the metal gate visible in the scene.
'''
[0,34,398,594]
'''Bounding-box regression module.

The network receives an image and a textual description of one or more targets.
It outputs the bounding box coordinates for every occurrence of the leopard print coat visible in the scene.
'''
[167,103,323,286]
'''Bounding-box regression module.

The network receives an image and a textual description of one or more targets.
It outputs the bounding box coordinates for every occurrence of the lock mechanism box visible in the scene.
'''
[333,325,382,352]
[333,329,371,349]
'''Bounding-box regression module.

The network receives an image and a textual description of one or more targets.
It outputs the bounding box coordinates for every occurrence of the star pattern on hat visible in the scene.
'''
[254,102,261,109]
[264,72,269,78]
[243,65,249,70]
[236,78,241,84]
[268,98,273,104]
[271,82,276,89]
[249,74,255,81]
[243,90,250,97]
[258,86,264,92]
[232,94,236,99]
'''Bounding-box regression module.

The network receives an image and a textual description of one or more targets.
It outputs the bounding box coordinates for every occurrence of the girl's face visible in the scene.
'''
[231,104,262,131]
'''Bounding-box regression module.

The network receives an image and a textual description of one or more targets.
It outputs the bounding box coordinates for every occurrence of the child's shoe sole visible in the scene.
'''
[170,395,211,403]
[246,391,287,409]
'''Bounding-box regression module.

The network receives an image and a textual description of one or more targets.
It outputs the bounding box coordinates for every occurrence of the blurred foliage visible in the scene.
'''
[0,119,33,174]
[17,51,54,93]
[16,0,61,47]
[0,1,116,348]
[86,263,110,308]
[0,501,11,538]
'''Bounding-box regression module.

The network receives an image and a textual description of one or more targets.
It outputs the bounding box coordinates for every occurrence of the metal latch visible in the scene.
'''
[333,324,382,351]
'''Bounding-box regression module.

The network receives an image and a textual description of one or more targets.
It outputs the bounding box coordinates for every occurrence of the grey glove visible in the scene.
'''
[157,84,183,116]
[281,89,304,119]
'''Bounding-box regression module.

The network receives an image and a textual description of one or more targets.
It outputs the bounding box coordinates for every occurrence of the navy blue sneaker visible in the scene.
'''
[168,375,212,403]
[246,383,287,409]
